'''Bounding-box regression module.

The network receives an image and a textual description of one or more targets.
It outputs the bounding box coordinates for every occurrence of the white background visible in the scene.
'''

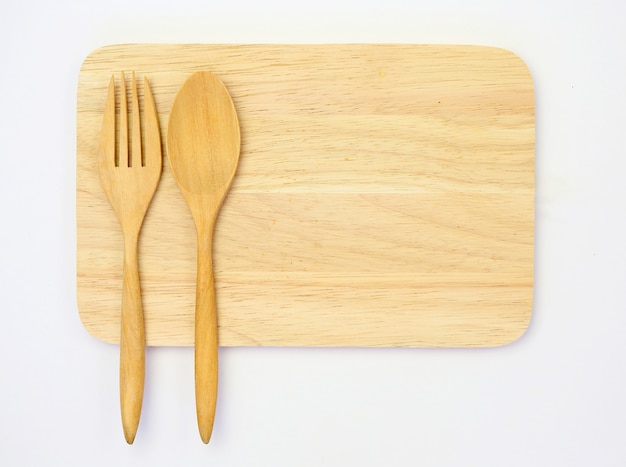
[2,0,625,465]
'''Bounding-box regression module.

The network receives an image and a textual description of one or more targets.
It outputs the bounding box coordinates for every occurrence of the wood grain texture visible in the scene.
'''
[76,44,535,348]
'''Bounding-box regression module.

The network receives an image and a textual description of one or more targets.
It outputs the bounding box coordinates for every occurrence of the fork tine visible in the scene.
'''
[98,75,116,169]
[119,71,129,168]
[131,72,142,167]
[142,76,162,168]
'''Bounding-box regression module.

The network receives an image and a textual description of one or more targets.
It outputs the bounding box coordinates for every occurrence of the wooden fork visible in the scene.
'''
[98,71,162,444]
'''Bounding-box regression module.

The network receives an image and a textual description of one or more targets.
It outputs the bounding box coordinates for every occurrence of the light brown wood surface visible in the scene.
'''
[167,71,241,443]
[77,44,535,348]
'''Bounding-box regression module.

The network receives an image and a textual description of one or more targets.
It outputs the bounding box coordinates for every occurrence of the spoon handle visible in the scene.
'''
[195,227,219,444]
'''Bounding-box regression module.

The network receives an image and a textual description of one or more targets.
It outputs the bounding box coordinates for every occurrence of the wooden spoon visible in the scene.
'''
[167,71,241,443]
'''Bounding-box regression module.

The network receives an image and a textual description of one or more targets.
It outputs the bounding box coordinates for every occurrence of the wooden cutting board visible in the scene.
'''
[77,44,534,347]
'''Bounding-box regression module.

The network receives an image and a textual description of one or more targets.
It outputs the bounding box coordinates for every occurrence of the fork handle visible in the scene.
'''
[119,233,145,444]
[195,226,219,444]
